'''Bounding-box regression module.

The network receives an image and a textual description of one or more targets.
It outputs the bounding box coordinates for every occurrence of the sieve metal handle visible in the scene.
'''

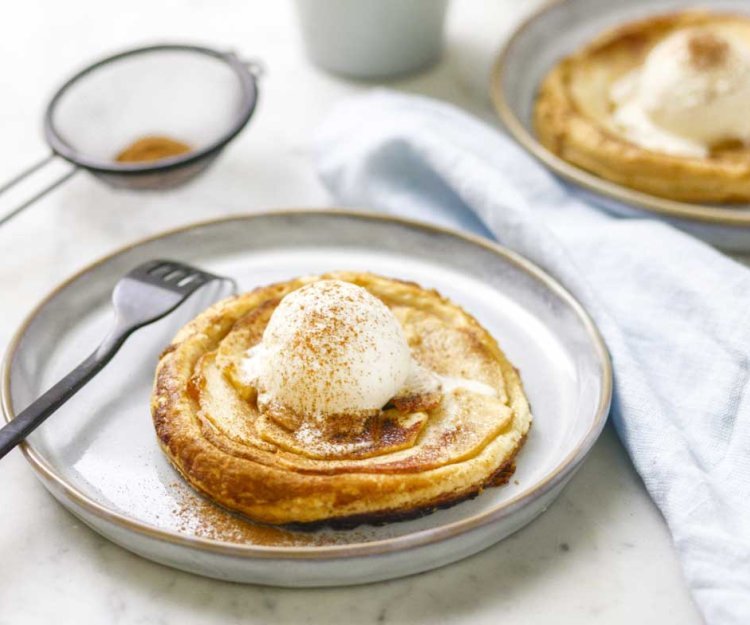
[0,153,79,228]
[242,58,265,79]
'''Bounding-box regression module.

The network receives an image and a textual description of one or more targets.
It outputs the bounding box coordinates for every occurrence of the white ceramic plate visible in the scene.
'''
[1,210,611,587]
[492,0,750,252]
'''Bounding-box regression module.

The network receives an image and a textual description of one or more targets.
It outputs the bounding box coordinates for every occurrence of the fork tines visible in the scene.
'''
[129,259,220,293]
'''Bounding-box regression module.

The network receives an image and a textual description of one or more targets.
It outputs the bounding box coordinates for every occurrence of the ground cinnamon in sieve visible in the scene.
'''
[115,135,192,163]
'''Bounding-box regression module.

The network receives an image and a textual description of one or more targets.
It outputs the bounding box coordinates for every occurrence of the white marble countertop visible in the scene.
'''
[0,1,702,623]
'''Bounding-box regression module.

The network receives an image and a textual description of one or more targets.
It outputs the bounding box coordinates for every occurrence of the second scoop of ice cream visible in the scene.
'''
[611,28,750,156]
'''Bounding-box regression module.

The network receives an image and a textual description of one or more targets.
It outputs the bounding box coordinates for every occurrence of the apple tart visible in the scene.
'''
[535,11,750,203]
[151,272,531,526]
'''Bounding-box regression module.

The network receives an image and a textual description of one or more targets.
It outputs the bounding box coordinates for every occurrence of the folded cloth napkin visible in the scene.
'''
[314,91,750,624]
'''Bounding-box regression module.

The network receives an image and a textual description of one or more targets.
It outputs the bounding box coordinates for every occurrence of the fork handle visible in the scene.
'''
[0,329,127,460]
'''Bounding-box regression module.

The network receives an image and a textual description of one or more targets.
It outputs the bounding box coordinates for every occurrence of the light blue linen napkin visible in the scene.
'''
[314,91,750,624]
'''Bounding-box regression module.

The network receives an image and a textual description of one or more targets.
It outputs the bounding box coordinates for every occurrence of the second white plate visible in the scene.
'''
[492,0,750,252]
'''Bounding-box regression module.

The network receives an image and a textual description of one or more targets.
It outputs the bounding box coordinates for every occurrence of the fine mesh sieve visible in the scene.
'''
[0,44,261,226]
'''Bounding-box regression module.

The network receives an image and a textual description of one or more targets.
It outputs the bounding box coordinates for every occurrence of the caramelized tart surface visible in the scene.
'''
[151,272,531,526]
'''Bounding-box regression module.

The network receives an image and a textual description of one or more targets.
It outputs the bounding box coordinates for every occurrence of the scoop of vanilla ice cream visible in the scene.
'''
[640,29,750,144]
[247,280,412,417]
[611,28,750,156]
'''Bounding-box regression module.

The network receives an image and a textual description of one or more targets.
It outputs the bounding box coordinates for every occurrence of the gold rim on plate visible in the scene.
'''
[490,0,750,227]
[1,209,612,560]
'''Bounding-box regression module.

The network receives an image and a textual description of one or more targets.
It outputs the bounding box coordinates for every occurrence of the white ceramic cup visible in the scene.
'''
[294,0,450,79]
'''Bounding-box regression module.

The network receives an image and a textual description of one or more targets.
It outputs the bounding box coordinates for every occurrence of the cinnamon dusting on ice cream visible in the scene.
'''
[688,31,729,70]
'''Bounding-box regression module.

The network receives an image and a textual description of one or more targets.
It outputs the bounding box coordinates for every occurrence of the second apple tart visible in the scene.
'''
[534,11,750,203]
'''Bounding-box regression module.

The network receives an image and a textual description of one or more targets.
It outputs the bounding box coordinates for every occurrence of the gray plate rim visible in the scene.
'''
[1,209,612,560]
[491,0,750,227]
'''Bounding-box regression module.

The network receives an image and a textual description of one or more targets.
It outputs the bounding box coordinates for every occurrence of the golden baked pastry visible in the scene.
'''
[151,272,531,526]
[534,11,750,203]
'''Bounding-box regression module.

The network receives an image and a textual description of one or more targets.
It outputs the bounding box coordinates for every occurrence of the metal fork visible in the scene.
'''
[0,259,234,460]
